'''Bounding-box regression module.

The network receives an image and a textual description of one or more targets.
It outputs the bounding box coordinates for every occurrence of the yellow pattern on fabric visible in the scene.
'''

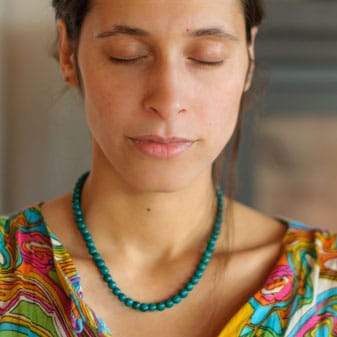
[217,303,253,337]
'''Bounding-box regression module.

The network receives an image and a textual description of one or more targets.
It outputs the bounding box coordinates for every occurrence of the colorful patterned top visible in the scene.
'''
[0,205,337,337]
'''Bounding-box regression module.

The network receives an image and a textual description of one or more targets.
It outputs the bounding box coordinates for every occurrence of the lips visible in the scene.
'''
[128,135,195,159]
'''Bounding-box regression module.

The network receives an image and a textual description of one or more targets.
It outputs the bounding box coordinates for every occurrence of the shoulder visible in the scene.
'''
[284,220,337,280]
[0,213,9,230]
[229,201,289,251]
[0,205,48,237]
[0,205,52,272]
[230,200,337,281]
[285,220,336,245]
[231,199,337,255]
[241,219,337,335]
[285,220,337,254]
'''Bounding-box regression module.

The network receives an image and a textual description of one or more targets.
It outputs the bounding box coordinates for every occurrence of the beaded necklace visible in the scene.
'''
[72,172,224,312]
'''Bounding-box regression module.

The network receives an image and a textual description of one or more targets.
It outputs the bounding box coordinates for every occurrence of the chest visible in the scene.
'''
[81,280,238,337]
[74,251,276,337]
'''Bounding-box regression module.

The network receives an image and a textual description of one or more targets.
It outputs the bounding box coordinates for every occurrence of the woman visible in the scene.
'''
[0,0,336,336]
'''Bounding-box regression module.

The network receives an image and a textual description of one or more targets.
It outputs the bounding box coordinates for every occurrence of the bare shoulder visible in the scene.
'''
[40,193,85,255]
[40,193,72,225]
[228,199,288,253]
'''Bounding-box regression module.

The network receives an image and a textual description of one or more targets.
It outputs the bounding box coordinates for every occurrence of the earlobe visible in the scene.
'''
[57,19,79,87]
[244,26,258,92]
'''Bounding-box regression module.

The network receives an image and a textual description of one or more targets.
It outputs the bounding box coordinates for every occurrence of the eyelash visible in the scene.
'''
[109,56,224,67]
[109,56,146,64]
[191,59,224,67]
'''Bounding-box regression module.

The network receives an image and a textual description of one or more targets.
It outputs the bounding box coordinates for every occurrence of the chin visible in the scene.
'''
[118,164,208,194]
[126,173,191,194]
[95,141,214,194]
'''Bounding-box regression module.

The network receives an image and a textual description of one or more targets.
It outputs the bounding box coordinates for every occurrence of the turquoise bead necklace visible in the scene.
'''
[72,171,224,312]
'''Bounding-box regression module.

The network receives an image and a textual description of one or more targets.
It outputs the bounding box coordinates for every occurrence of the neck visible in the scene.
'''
[79,168,218,263]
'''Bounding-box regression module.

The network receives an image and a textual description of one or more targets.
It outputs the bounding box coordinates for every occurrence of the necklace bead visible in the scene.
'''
[72,172,224,312]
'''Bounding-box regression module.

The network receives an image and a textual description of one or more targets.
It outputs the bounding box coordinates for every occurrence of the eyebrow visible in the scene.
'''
[95,25,239,42]
[96,25,149,38]
[190,28,239,41]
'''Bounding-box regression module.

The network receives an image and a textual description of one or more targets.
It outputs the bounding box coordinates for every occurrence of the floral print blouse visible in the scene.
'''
[0,205,336,336]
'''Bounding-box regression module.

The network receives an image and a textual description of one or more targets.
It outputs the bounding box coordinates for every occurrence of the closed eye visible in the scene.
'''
[109,56,147,64]
[108,56,224,67]
[189,58,224,67]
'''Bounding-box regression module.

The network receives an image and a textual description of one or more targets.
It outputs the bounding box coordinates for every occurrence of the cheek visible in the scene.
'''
[195,54,248,125]
[198,73,245,147]
[82,73,130,117]
[80,63,137,138]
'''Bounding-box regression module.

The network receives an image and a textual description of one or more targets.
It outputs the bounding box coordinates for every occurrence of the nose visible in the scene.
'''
[142,60,188,121]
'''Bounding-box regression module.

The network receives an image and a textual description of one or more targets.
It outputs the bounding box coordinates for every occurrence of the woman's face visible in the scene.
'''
[59,0,256,192]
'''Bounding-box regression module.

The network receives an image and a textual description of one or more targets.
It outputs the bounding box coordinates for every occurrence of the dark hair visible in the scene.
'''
[52,0,264,44]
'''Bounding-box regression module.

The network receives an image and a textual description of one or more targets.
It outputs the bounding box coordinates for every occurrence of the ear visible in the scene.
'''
[244,26,258,92]
[57,19,79,87]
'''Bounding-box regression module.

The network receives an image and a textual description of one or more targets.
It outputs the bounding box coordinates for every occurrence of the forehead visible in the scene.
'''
[87,0,246,38]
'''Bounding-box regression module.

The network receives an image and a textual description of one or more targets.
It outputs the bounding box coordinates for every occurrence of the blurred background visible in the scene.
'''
[0,0,336,231]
